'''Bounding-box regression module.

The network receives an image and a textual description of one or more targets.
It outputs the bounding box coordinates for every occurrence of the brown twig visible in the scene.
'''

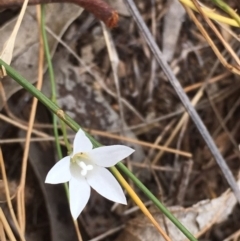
[0,0,118,28]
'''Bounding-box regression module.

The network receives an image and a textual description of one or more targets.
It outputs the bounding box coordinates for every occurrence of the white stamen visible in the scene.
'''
[79,161,93,176]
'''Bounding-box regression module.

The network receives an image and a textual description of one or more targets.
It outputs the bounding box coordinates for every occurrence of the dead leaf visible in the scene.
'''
[0,0,29,65]
[0,4,83,110]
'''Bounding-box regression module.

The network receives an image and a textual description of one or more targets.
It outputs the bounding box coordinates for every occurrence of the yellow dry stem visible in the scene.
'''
[180,0,240,27]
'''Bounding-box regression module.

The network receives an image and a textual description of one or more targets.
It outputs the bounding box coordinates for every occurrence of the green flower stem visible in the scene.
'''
[40,4,70,196]
[40,5,61,157]
[0,59,197,241]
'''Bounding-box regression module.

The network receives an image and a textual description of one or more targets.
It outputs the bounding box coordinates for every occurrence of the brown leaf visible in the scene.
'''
[0,4,82,110]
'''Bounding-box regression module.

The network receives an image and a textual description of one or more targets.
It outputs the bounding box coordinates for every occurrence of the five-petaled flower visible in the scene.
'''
[45,129,134,219]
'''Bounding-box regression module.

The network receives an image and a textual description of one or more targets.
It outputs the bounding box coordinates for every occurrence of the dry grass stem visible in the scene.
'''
[183,72,231,93]
[102,23,125,131]
[73,220,83,241]
[185,6,240,75]
[0,208,17,241]
[152,88,203,164]
[0,221,7,241]
[16,6,44,232]
[90,129,192,158]
[191,0,240,67]
[0,149,26,241]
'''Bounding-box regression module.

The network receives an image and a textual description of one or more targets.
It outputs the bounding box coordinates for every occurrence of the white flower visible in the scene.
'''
[45,129,134,220]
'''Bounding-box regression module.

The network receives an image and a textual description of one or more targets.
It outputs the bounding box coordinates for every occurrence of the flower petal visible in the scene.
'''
[87,145,134,167]
[87,166,127,205]
[70,162,85,181]
[45,156,71,184]
[69,178,91,220]
[73,129,93,154]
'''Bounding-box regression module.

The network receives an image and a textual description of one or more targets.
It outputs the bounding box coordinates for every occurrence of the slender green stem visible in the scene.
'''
[40,5,70,195]
[0,59,197,241]
[41,4,62,159]
[41,5,57,102]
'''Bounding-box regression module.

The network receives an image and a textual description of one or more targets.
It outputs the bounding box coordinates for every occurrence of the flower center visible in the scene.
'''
[78,161,93,176]
[72,152,88,162]
[71,152,93,176]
